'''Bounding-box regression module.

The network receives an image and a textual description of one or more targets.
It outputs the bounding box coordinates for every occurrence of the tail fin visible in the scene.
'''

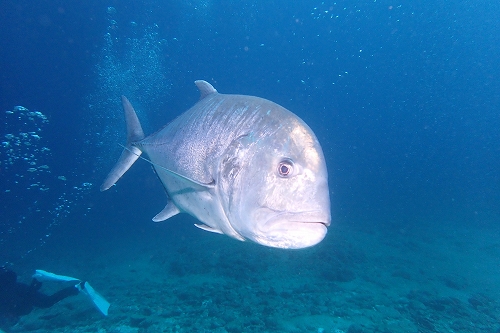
[100,96,145,191]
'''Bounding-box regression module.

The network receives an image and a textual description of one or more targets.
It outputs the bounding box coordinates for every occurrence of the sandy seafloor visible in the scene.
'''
[5,218,500,333]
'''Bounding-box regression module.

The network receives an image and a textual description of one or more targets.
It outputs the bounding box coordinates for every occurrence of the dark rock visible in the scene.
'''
[391,269,412,280]
[412,315,435,331]
[423,299,446,311]
[142,307,153,316]
[441,275,468,290]
[263,316,278,329]
[468,293,491,309]
[169,261,186,276]
[348,324,364,333]
[321,268,356,282]
[225,320,242,333]
[129,316,152,328]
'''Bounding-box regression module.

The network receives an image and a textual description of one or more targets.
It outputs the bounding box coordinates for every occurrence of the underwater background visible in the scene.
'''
[1,0,499,332]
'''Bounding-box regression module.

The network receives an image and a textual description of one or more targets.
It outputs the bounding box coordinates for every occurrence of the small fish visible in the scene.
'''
[101,80,331,249]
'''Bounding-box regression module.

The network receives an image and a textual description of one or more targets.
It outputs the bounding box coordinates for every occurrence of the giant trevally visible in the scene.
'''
[101,80,330,249]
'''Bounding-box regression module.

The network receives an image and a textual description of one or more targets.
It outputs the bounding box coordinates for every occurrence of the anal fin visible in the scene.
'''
[194,224,224,235]
[152,202,180,222]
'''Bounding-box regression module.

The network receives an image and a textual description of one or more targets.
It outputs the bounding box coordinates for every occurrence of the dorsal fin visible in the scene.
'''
[195,80,217,100]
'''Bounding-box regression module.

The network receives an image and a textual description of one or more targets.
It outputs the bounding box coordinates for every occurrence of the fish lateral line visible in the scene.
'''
[118,143,216,189]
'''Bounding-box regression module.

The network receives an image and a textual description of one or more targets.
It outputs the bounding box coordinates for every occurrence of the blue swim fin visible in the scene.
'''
[78,281,110,316]
[34,270,110,316]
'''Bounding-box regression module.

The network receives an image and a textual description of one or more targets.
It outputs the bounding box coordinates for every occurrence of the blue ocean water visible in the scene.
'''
[1,0,499,332]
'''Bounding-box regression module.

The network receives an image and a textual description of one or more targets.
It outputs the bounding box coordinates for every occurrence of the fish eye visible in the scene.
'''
[277,159,294,177]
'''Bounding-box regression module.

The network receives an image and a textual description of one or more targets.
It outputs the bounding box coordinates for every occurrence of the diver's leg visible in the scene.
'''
[32,285,79,309]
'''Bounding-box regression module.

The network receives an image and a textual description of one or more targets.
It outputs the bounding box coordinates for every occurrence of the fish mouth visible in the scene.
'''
[263,218,329,233]
[263,210,331,228]
[252,209,330,249]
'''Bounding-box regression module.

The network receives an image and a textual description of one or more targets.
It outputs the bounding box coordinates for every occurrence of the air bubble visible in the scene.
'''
[1,105,93,263]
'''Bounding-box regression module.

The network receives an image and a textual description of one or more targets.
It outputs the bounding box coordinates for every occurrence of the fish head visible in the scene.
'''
[219,115,331,249]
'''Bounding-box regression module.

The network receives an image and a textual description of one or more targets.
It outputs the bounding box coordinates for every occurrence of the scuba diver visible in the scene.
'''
[0,266,83,327]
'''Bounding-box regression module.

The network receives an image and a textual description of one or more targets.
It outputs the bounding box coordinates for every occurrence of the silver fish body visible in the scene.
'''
[101,80,331,249]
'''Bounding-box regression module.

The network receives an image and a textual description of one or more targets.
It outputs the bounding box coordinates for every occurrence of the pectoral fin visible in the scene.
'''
[153,202,180,222]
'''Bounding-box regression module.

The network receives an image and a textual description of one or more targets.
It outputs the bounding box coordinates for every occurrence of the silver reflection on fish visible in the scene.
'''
[101,80,331,249]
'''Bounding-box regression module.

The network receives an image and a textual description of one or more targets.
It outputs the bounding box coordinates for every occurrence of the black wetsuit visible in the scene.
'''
[0,268,79,327]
